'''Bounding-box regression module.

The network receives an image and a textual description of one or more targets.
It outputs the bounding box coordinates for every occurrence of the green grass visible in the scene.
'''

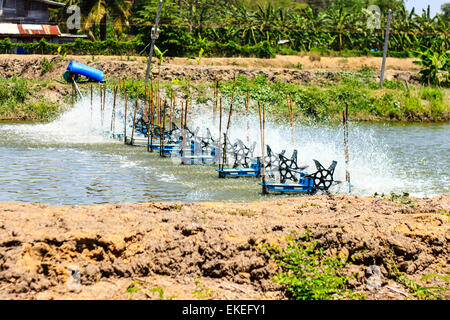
[0,77,61,121]
[261,230,362,300]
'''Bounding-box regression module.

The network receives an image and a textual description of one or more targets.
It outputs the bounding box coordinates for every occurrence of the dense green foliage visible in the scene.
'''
[131,0,448,57]
[47,1,449,59]
[0,38,142,56]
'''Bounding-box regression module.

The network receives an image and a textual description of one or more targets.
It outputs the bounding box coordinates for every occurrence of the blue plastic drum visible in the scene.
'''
[66,61,104,82]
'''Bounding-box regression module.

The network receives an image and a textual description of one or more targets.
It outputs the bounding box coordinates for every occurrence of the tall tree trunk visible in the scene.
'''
[100,14,107,41]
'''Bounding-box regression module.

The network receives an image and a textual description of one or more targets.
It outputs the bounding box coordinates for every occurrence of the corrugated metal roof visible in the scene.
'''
[0,23,20,35]
[0,23,61,36]
[37,0,65,8]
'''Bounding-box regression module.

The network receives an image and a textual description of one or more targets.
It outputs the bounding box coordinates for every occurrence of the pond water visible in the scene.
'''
[0,94,448,205]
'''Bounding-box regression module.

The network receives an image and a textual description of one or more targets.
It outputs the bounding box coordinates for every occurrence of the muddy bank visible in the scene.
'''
[0,194,448,300]
[0,54,420,85]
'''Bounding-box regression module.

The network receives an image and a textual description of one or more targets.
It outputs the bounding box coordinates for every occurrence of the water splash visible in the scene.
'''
[1,90,448,201]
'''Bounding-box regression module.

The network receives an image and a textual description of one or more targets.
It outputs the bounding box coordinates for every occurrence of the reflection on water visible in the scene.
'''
[0,95,448,205]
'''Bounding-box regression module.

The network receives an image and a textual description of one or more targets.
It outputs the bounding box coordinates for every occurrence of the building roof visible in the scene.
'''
[0,23,61,36]
[36,0,65,8]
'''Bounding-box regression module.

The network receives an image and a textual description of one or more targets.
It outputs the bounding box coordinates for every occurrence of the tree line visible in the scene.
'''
[53,0,448,57]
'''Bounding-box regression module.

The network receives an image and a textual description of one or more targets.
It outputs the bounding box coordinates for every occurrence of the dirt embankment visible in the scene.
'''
[0,194,448,300]
[0,54,420,85]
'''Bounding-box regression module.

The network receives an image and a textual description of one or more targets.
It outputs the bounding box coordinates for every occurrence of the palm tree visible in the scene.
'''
[63,0,133,41]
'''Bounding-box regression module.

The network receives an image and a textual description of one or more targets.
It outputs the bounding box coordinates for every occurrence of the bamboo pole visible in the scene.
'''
[147,86,153,152]
[111,86,117,133]
[258,101,267,194]
[288,93,294,145]
[184,97,188,129]
[245,90,250,145]
[180,101,184,130]
[170,90,174,131]
[71,78,74,106]
[90,83,93,121]
[130,90,138,145]
[150,85,155,152]
[218,95,223,170]
[161,101,166,157]
[222,74,236,169]
[124,92,128,144]
[343,102,350,193]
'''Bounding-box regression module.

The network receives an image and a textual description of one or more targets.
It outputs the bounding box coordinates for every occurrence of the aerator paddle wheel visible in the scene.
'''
[306,160,338,193]
[278,150,309,183]
[232,140,256,169]
[264,146,284,178]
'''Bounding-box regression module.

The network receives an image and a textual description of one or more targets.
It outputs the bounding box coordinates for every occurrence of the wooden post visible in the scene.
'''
[379,9,392,89]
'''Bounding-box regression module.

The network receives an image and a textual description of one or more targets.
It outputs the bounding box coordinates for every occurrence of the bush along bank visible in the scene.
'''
[216,72,450,122]
[0,77,64,121]
[102,72,449,123]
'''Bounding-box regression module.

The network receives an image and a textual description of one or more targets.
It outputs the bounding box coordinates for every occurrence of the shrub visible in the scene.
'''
[309,51,321,62]
[262,231,356,300]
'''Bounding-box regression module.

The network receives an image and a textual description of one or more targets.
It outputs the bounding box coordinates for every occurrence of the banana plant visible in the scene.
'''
[413,48,450,87]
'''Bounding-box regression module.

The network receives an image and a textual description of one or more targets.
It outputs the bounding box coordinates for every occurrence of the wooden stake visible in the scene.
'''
[184,97,188,129]
[218,95,223,170]
[343,102,350,192]
[222,74,236,169]
[90,83,93,120]
[124,92,128,144]
[130,90,138,145]
[180,101,184,130]
[160,101,167,157]
[150,86,155,152]
[245,90,250,144]
[111,86,117,133]
[258,101,267,194]
[288,93,294,145]
[71,78,74,106]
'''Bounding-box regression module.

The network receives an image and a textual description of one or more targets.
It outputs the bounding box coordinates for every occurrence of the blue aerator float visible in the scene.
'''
[63,61,105,100]
[63,61,104,83]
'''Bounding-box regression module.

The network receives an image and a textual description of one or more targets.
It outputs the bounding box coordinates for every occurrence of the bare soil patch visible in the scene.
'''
[0,194,448,300]
[0,54,420,85]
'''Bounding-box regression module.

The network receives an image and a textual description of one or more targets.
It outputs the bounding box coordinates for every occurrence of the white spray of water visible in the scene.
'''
[1,90,442,198]
[187,100,407,197]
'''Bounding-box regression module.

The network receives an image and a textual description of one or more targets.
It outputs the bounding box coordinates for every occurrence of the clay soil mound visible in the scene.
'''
[0,194,448,300]
[0,54,419,85]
